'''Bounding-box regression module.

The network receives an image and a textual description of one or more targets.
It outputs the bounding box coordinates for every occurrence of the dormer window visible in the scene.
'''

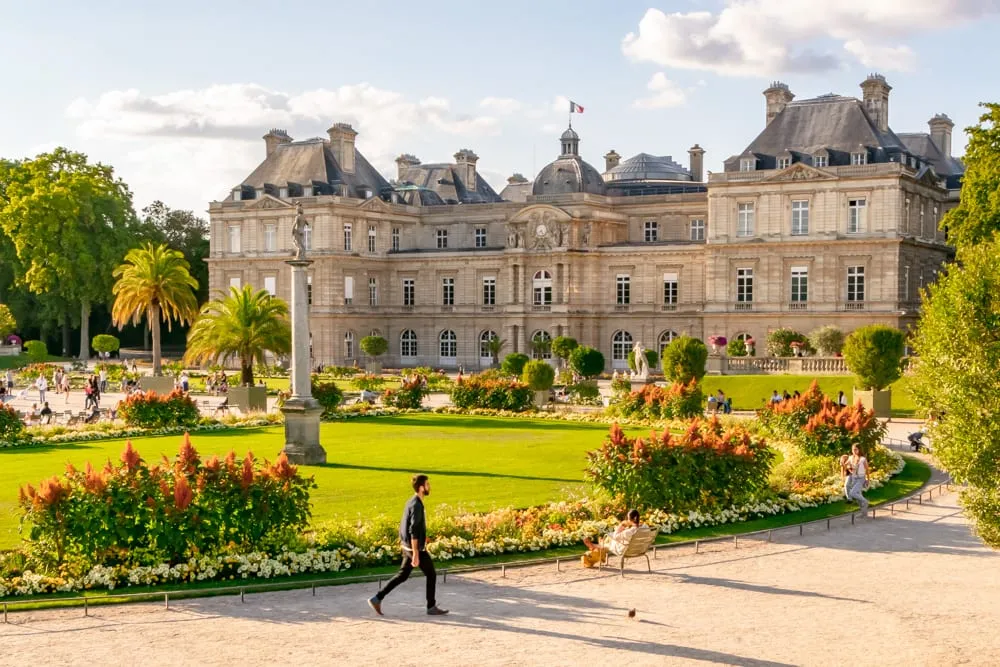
[278,187,288,199]
[814,155,828,168]
[303,185,313,197]
[776,157,791,169]
[740,158,756,172]
[851,151,867,166]
[232,188,242,202]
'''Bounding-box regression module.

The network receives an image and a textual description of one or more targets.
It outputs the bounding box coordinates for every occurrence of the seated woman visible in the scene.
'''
[582,509,644,566]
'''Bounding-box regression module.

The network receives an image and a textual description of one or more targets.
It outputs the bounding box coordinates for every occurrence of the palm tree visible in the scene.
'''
[111,243,199,376]
[185,285,291,386]
[486,337,506,368]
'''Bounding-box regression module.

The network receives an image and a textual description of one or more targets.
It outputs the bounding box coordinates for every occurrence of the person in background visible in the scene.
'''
[4,369,13,393]
[838,391,848,407]
[180,370,190,393]
[707,392,718,415]
[783,390,791,401]
[582,509,646,567]
[770,390,782,404]
[99,367,108,393]
[846,444,870,515]
[35,373,47,404]
[39,401,53,424]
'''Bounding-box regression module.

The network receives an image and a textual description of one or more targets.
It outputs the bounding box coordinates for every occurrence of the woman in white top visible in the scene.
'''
[847,443,870,515]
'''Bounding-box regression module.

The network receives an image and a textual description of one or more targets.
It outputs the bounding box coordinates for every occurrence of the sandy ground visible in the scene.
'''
[1,486,997,667]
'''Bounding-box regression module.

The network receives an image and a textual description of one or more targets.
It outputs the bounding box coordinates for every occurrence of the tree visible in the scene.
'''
[842,325,905,391]
[910,241,1000,546]
[551,336,578,366]
[726,338,748,357]
[0,303,15,339]
[185,286,291,386]
[940,104,1000,249]
[661,336,707,384]
[485,337,506,368]
[809,325,846,357]
[359,335,388,361]
[140,201,210,303]
[112,244,199,376]
[522,359,555,391]
[569,346,605,379]
[766,328,813,357]
[0,149,141,360]
[92,334,120,356]
[501,352,530,378]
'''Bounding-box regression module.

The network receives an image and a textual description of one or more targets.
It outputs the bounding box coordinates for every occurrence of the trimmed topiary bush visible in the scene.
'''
[551,336,578,365]
[569,346,605,378]
[522,359,555,391]
[359,335,388,359]
[661,336,707,384]
[24,340,48,363]
[627,348,659,373]
[91,334,120,356]
[501,353,530,378]
[808,325,845,357]
[842,324,906,390]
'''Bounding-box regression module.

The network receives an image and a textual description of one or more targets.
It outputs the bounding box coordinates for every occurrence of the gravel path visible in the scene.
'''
[2,489,997,667]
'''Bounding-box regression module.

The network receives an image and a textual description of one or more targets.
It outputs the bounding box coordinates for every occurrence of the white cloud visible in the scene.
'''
[633,73,688,109]
[479,96,523,115]
[622,1,997,76]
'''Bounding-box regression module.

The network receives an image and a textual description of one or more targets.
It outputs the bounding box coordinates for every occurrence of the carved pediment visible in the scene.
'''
[358,195,392,212]
[244,194,295,210]
[765,163,836,182]
[508,204,572,225]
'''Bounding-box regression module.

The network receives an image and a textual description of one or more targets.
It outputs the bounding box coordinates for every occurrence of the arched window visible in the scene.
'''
[612,330,633,368]
[400,330,417,358]
[479,330,499,360]
[439,330,457,360]
[369,329,381,338]
[658,330,678,357]
[736,332,752,342]
[344,331,355,359]
[531,330,552,359]
[532,270,553,306]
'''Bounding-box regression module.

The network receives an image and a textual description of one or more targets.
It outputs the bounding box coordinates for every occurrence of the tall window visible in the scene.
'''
[402,278,415,306]
[391,227,400,252]
[436,229,448,249]
[439,330,457,359]
[263,223,276,252]
[737,203,755,237]
[400,330,417,358]
[228,225,241,253]
[611,330,633,366]
[532,270,552,306]
[343,276,354,305]
[480,330,498,359]
[229,276,241,290]
[740,158,755,172]
[344,332,355,359]
[303,224,311,251]
[343,223,353,251]
[790,266,808,302]
[442,277,455,306]
[368,277,378,306]
[690,219,705,241]
[306,275,312,305]
[643,221,658,242]
[847,266,865,302]
[736,268,754,302]
[814,154,828,168]
[616,274,630,305]
[531,330,552,359]
[776,157,791,169]
[658,330,678,357]
[791,200,809,235]
[368,226,377,253]
[263,276,276,296]
[848,198,866,234]
[662,272,678,307]
[475,227,487,248]
[482,277,496,306]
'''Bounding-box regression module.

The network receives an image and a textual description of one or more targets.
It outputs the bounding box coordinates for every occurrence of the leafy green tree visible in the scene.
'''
[0,303,15,339]
[359,335,388,361]
[501,352,529,378]
[112,243,199,376]
[485,336,506,368]
[522,359,555,391]
[140,201,210,303]
[809,325,846,356]
[940,104,1000,248]
[910,242,1000,546]
[185,286,291,386]
[766,328,813,357]
[842,325,905,391]
[0,149,140,359]
[550,336,578,366]
[569,346,605,379]
[661,336,707,384]
[726,338,748,357]
[91,334,120,356]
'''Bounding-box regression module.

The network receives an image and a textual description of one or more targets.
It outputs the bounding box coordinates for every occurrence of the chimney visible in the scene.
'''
[763,82,794,126]
[688,144,705,182]
[453,149,480,192]
[928,113,954,157]
[860,73,892,133]
[604,149,621,172]
[327,122,358,174]
[263,129,291,158]
[395,153,420,181]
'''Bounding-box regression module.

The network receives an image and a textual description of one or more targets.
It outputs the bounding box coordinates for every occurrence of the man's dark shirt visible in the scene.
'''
[399,495,427,551]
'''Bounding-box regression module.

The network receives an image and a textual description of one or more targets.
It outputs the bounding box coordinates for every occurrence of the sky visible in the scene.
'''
[2,0,999,215]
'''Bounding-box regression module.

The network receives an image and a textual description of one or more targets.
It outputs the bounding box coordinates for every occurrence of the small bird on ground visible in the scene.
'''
[627,608,636,619]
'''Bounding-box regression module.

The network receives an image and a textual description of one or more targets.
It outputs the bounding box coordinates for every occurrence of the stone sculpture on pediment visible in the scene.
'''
[580,223,592,247]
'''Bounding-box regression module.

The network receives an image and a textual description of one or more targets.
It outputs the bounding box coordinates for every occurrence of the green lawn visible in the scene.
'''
[702,374,919,416]
[0,414,622,550]
[0,354,71,370]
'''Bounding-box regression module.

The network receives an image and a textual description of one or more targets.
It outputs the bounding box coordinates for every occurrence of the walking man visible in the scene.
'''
[35,373,47,404]
[368,475,449,616]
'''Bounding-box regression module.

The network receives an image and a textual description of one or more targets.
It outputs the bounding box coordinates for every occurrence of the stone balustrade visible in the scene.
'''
[708,355,850,375]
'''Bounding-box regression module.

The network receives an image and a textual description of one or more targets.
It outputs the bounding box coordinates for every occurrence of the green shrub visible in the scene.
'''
[91,334,120,355]
[769,451,838,494]
[359,335,388,359]
[610,380,704,420]
[0,404,27,445]
[501,353,530,378]
[311,378,344,415]
[383,375,430,409]
[627,348,659,372]
[323,366,362,378]
[118,389,200,429]
[808,326,845,356]
[843,325,905,390]
[726,338,748,357]
[569,346,605,378]
[766,328,813,357]
[610,374,632,396]
[522,360,555,391]
[567,380,600,403]
[351,374,386,392]
[450,375,533,411]
[551,336,578,363]
[24,340,48,363]
[661,336,707,383]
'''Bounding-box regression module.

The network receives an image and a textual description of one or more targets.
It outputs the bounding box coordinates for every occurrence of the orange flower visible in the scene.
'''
[121,441,142,472]
[269,452,298,481]
[175,433,200,476]
[173,476,193,510]
[83,462,108,495]
[240,452,256,490]
[38,476,69,508]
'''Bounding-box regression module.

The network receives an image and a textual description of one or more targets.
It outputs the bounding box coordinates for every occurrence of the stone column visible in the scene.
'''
[281,258,326,465]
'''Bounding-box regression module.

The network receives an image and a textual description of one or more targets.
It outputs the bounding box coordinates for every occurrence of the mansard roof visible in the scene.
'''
[397,163,503,205]
[897,133,966,189]
[237,138,390,198]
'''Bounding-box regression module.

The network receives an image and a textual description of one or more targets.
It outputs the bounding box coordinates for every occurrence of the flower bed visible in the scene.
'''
[449,375,533,412]
[118,389,200,429]
[608,380,704,420]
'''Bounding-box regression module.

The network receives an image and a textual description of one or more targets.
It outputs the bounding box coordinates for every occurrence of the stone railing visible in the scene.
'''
[708,356,849,375]
[0,344,20,357]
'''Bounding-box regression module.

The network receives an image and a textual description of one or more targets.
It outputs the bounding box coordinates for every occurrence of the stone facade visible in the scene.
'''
[207,76,959,371]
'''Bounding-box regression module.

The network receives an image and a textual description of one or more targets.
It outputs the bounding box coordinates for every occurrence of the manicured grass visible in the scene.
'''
[0,354,72,370]
[0,414,623,550]
[701,374,920,416]
[186,376,402,394]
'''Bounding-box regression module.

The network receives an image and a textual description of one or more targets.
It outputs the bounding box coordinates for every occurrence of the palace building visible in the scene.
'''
[207,75,962,370]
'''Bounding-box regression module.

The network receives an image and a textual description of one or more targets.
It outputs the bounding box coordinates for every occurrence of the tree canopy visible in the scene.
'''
[141,201,210,303]
[940,103,1000,249]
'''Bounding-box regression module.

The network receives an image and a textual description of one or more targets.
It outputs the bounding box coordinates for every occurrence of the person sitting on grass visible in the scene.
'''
[582,509,645,567]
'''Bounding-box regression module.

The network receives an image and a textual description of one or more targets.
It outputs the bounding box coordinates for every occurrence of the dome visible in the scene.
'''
[603,152,691,183]
[532,124,607,196]
[560,127,579,141]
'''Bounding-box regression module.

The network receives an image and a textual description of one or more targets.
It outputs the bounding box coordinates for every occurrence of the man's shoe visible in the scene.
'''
[368,596,383,616]
[426,606,449,616]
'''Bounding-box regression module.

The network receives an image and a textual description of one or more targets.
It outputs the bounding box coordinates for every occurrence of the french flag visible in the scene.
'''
[569,101,584,114]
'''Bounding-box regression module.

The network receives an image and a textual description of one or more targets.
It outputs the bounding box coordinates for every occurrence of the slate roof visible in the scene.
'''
[397,163,503,204]
[236,138,390,198]
[499,181,533,203]
[897,133,965,189]
[603,152,692,183]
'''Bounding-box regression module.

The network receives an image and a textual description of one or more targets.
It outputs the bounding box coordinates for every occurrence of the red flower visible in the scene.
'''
[121,441,142,472]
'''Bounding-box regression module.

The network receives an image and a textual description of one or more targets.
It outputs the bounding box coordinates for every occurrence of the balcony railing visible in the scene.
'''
[661,304,677,312]
[480,305,495,312]
[531,304,551,312]
[615,304,630,312]
[440,305,454,312]
[787,302,808,311]
[841,301,866,311]
[733,302,753,312]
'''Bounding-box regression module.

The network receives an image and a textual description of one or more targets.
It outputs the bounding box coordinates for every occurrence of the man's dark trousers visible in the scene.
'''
[375,549,436,609]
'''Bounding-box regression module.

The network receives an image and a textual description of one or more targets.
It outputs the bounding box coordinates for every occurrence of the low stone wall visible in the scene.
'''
[713,356,850,375]
[0,345,20,357]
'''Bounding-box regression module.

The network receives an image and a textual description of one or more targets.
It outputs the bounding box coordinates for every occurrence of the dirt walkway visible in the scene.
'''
[2,489,997,666]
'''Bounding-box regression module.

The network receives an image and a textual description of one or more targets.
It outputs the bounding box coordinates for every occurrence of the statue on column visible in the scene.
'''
[632,341,649,380]
[291,203,310,259]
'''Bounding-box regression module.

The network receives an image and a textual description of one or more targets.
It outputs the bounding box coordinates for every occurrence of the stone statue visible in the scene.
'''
[581,223,591,247]
[291,204,310,259]
[506,224,519,248]
[632,341,649,380]
[558,222,570,247]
